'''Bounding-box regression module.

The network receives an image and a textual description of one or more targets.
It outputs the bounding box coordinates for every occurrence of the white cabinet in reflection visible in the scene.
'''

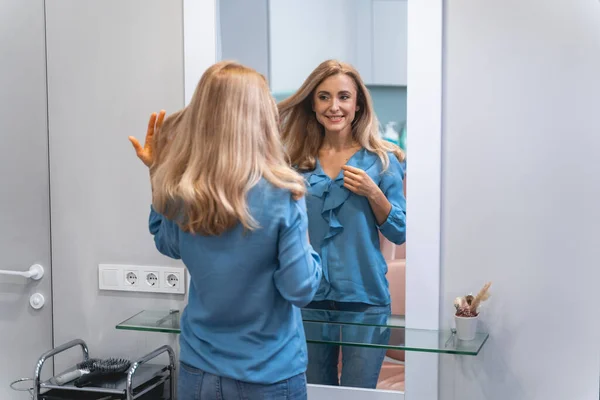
[268,0,408,93]
[372,0,408,86]
[268,0,358,93]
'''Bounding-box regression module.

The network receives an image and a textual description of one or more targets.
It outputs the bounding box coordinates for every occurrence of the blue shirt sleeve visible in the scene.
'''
[274,196,323,308]
[377,155,407,245]
[148,205,181,259]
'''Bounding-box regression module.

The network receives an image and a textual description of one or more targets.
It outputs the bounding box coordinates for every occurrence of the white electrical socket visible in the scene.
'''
[124,270,139,286]
[99,264,185,294]
[165,272,180,289]
[145,272,159,287]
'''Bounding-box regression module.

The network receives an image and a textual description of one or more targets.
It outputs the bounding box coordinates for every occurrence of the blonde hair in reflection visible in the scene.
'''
[151,61,306,235]
[278,59,405,172]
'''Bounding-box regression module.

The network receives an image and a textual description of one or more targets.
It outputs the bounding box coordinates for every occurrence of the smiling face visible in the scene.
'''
[312,73,360,136]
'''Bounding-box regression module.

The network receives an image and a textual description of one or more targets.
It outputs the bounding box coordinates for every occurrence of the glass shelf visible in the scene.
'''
[116,310,488,356]
[116,309,181,334]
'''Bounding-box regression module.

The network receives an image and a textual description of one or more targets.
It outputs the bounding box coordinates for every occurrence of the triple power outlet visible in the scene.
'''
[99,264,186,294]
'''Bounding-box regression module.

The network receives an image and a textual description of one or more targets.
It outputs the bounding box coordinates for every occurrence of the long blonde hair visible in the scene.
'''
[278,60,405,171]
[151,61,306,235]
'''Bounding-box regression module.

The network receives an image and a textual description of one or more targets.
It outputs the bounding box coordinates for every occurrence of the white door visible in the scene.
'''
[0,1,53,398]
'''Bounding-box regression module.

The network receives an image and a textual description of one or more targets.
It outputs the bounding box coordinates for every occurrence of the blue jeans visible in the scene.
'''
[177,362,307,400]
[304,301,391,389]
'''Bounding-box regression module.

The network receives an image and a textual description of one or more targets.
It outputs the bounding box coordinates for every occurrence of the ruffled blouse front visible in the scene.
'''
[301,149,406,306]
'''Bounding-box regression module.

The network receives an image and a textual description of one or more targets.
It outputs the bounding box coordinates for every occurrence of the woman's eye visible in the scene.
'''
[340,95,349,100]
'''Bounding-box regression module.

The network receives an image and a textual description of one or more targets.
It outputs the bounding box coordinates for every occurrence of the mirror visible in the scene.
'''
[218,0,408,392]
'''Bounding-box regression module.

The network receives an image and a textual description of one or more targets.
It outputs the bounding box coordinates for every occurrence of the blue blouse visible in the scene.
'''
[148,179,322,384]
[301,148,406,306]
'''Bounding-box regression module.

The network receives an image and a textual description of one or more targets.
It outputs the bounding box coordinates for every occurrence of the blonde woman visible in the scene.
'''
[129,61,322,400]
[278,60,406,388]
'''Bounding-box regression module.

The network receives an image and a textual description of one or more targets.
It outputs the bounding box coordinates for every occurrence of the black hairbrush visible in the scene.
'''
[52,358,100,385]
[73,358,131,388]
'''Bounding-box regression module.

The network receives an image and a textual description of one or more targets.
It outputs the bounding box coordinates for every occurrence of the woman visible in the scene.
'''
[129,61,322,400]
[278,60,406,389]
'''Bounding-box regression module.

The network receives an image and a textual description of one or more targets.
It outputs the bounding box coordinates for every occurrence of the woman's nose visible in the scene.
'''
[329,99,340,112]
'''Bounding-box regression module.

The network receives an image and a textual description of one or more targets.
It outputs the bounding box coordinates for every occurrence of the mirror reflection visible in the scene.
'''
[218,0,408,391]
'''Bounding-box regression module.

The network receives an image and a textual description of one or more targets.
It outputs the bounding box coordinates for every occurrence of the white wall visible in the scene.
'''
[439,0,600,399]
[46,0,186,370]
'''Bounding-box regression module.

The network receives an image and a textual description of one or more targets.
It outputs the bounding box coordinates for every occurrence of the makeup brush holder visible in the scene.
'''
[454,314,479,341]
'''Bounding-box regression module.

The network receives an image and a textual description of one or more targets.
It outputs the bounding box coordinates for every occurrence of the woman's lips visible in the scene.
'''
[327,116,344,123]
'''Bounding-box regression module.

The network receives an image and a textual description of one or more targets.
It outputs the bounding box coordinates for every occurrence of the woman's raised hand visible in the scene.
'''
[128,110,166,168]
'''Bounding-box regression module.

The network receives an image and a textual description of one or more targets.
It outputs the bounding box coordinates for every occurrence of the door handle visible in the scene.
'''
[0,264,44,280]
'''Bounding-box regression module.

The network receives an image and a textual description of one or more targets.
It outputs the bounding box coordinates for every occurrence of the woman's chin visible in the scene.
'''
[323,123,349,134]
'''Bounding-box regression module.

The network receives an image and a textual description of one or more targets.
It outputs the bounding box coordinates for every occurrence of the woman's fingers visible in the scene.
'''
[343,170,363,185]
[156,110,166,131]
[145,112,157,146]
[128,136,143,155]
[343,181,358,193]
[343,176,359,186]
[341,165,363,174]
[130,110,167,168]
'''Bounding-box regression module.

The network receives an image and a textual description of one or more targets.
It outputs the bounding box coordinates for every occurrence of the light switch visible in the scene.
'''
[101,268,119,287]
